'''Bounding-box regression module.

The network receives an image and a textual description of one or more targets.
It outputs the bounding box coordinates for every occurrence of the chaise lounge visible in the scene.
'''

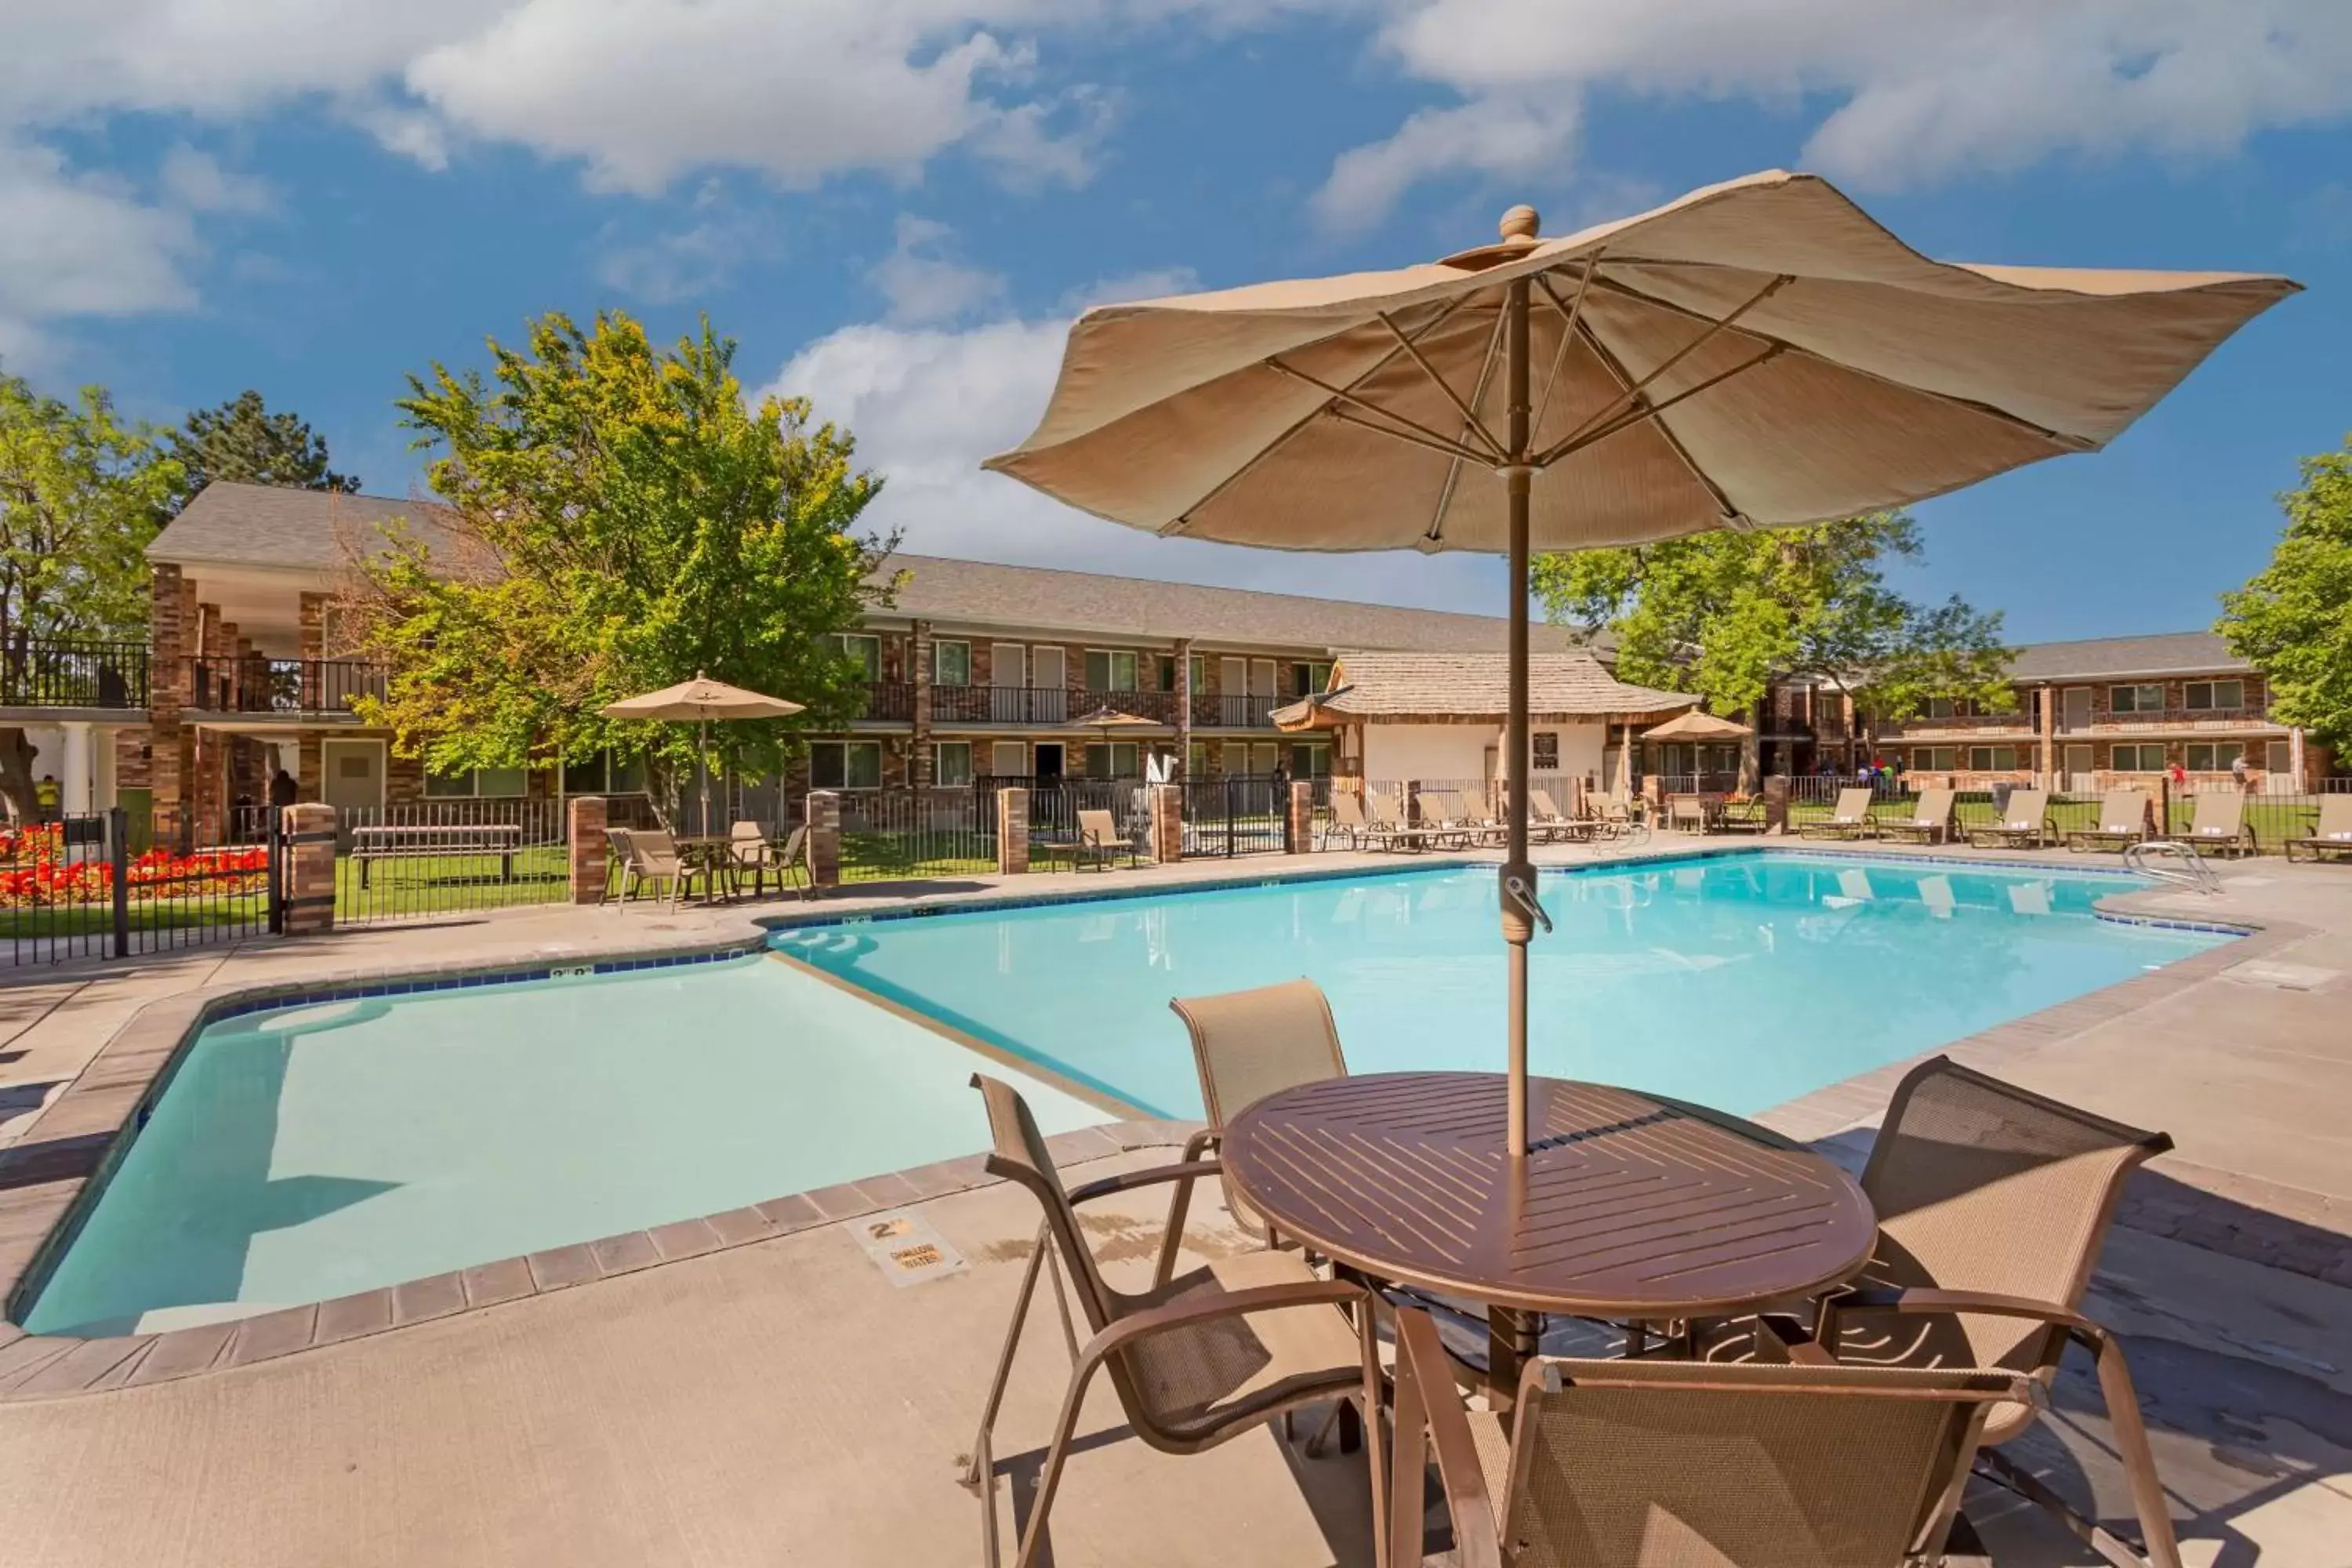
[2068,788,2155,852]
[1796,786,1877,840]
[1877,786,1958,845]
[2286,794,2352,863]
[1967,787,2056,849]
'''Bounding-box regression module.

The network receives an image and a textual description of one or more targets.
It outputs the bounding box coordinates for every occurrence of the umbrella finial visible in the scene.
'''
[1499,205,1541,243]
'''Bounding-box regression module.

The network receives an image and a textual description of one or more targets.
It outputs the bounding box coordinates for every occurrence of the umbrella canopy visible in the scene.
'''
[1642,710,1754,742]
[601,673,805,723]
[986,169,2295,1156]
[1064,706,1160,731]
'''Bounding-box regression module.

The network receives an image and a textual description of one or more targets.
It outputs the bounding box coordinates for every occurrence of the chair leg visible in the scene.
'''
[1013,1353,1104,1568]
[964,1221,1054,1487]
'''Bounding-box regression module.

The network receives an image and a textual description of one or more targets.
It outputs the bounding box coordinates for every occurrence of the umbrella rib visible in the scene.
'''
[1531,258,1598,436]
[1544,283,1747,524]
[1576,269,2097,452]
[1541,343,1786,468]
[1323,404,1497,466]
[1375,311,1508,460]
[1422,301,1512,547]
[1533,272,1790,466]
[1265,361,1494,466]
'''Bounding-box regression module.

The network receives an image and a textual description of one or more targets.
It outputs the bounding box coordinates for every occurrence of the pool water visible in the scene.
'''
[24,956,1107,1337]
[775,852,2230,1120]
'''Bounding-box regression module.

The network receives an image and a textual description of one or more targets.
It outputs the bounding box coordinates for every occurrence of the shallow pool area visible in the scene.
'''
[23,956,1108,1337]
[775,852,2232,1120]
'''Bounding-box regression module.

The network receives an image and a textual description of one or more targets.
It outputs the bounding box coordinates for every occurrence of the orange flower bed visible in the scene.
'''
[0,828,268,907]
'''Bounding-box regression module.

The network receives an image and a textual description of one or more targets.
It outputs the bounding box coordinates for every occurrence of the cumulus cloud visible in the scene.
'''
[866,216,1009,325]
[764,304,1511,612]
[0,140,207,368]
[1318,0,2352,230]
[158,146,275,215]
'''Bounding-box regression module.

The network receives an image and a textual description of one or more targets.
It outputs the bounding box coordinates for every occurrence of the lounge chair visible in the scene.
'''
[1363,793,1425,851]
[2180,789,2258,858]
[1967,787,2056,849]
[2285,794,2352,863]
[961,1075,1383,1568]
[611,827,713,910]
[1877,786,1958,845]
[1070,807,1136,871]
[2067,788,2154,852]
[1524,788,1591,844]
[1664,791,1711,834]
[1324,790,1373,850]
[1415,790,1486,848]
[1797,786,1877,840]
[1385,1301,2033,1568]
[1713,791,1767,833]
[1792,1057,2185,1568]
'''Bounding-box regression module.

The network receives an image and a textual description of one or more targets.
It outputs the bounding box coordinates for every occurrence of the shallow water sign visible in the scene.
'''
[852,1212,968,1287]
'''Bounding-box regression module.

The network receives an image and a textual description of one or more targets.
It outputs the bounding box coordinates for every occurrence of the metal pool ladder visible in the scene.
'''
[2123,839,2221,895]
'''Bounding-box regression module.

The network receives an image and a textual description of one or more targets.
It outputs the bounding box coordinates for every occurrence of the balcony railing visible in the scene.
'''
[2071,705,2274,732]
[1088,688,1178,724]
[1878,710,2033,738]
[0,639,150,710]
[853,681,914,721]
[187,655,387,717]
[933,685,1072,724]
[1192,692,1276,728]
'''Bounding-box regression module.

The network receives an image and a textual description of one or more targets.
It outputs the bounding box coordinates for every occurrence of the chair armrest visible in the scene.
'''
[1817,1284,2103,1359]
[1087,1276,1366,1360]
[1065,1158,1223,1207]
[1391,1305,1504,1568]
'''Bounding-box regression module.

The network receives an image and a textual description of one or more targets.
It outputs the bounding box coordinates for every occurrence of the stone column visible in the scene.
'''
[148,563,188,822]
[568,795,609,904]
[2291,727,2307,789]
[281,801,338,936]
[1173,637,1194,780]
[806,789,840,887]
[1285,779,1313,854]
[1149,782,1183,863]
[60,722,94,815]
[1762,774,1789,835]
[2037,685,2056,789]
[910,618,934,789]
[995,786,1029,874]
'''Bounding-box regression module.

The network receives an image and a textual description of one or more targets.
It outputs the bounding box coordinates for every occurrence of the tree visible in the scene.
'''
[166,389,357,514]
[2217,437,2352,751]
[1532,511,2013,779]
[339,310,896,798]
[0,372,181,815]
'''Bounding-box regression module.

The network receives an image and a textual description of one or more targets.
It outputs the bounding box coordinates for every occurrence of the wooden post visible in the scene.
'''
[806,789,840,887]
[995,786,1029,875]
[1285,779,1314,854]
[280,802,338,936]
[568,795,608,905]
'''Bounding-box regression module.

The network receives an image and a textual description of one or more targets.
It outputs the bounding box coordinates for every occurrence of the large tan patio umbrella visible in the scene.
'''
[1066,704,1162,779]
[985,169,2296,1156]
[603,672,804,833]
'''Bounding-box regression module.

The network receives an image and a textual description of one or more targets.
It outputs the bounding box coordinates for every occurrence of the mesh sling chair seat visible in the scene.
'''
[1386,1302,2033,1568]
[2180,791,2258,858]
[962,1074,1385,1568]
[1800,786,1879,840]
[1879,788,1959,845]
[2285,794,2352,862]
[2067,789,2156,852]
[1968,788,2058,850]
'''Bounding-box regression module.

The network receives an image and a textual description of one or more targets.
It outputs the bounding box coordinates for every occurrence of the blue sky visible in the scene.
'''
[5,3,2349,644]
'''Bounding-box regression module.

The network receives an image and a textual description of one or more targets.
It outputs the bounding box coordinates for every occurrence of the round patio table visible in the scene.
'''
[1219,1071,1878,1406]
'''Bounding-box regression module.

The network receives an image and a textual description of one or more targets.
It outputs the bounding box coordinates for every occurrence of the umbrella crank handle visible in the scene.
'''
[1504,873,1552,935]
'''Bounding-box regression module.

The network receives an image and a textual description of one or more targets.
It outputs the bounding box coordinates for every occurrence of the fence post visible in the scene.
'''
[995,786,1029,874]
[1285,780,1313,854]
[108,806,129,958]
[1149,783,1184,863]
[1762,775,1789,836]
[806,790,840,887]
[568,795,609,905]
[281,802,338,936]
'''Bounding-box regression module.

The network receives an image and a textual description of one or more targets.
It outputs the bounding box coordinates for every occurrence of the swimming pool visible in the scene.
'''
[775,852,2230,1120]
[23,956,1107,1337]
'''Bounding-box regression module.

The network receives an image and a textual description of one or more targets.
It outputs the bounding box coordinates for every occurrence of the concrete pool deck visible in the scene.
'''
[1,837,2348,1563]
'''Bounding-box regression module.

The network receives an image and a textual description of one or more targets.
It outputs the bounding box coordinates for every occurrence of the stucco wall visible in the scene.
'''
[1362,720,1614,786]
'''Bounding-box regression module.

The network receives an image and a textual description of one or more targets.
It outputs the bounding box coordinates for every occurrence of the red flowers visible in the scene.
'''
[0,826,267,906]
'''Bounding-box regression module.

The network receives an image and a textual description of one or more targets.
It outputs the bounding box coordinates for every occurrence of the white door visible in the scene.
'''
[990,644,1025,687]
[1218,657,1247,724]
[1030,647,1066,724]
[2062,688,2091,733]
[322,739,385,813]
[2064,744,2094,791]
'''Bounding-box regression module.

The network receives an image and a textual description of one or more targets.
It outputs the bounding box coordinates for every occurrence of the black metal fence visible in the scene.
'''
[2,808,279,967]
[1181,774,1287,857]
[0,639,149,710]
[337,798,570,925]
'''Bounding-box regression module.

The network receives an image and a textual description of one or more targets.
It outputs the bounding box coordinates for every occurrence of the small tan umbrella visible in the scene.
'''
[1640,710,1753,742]
[986,169,2295,1156]
[603,672,805,831]
[1067,705,1161,777]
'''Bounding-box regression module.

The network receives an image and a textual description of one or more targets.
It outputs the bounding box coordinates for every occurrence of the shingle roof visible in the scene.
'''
[1274,650,1693,728]
[2005,631,2248,681]
[148,482,462,569]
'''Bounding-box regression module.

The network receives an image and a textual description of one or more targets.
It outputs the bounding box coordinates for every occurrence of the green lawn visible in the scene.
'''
[838,830,996,882]
[1,893,268,941]
[335,844,572,918]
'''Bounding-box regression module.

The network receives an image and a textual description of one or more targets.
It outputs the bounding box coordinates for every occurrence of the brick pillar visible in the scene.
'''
[1149,783,1183,863]
[1173,637,1194,781]
[806,789,840,887]
[910,619,933,789]
[1762,774,1789,835]
[148,563,187,821]
[1285,779,1313,854]
[299,591,328,710]
[297,732,323,800]
[568,795,609,904]
[281,802,337,935]
[995,786,1029,874]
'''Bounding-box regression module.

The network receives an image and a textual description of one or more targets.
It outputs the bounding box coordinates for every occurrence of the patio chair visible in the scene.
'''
[1878,787,1958,845]
[1797,1056,2185,1568]
[1072,807,1136,871]
[2067,788,2155,852]
[1524,788,1592,844]
[1327,790,1403,851]
[1664,791,1711,834]
[601,826,635,904]
[724,819,804,897]
[1967,788,2057,849]
[1385,1301,2031,1568]
[961,1075,1385,1568]
[1713,791,1768,834]
[2180,790,2258,858]
[1797,786,1878,840]
[2285,794,2352,863]
[612,827,713,911]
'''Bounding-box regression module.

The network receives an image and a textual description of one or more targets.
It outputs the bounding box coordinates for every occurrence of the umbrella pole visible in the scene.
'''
[1501,275,1536,1162]
[699,716,712,837]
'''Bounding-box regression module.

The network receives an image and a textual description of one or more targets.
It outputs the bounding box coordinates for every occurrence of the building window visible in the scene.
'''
[1966,746,2018,771]
[2110,744,2165,772]
[2183,679,2243,711]
[425,768,474,799]
[1292,742,1331,778]
[1251,741,1281,774]
[1913,747,1957,771]
[2109,683,2163,714]
[1187,740,1208,778]
[989,741,1026,778]
[425,764,532,798]
[1531,731,1559,771]
[561,750,645,794]
[935,741,973,786]
[1189,654,1206,691]
[1084,742,1140,779]
[1156,655,1178,691]
[829,633,881,680]
[1290,661,1334,697]
[934,640,971,687]
[2185,742,2241,774]
[1084,649,1139,691]
[810,740,882,789]
[1924,696,1957,719]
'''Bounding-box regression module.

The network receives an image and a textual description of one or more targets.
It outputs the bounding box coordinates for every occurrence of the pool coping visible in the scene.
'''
[0,842,2303,1401]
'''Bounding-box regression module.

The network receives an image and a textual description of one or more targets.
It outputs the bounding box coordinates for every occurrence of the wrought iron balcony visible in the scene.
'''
[0,639,149,710]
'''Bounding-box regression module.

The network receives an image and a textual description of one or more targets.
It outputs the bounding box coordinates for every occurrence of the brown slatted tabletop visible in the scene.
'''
[1221,1071,1877,1328]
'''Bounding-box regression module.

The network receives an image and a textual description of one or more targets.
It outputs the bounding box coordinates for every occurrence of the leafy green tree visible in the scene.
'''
[0,372,181,815]
[2218,437,2352,750]
[1533,512,2013,777]
[166,389,357,514]
[341,311,896,797]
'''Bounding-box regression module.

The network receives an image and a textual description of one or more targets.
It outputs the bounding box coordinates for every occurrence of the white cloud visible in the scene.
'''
[867,216,1009,325]
[1319,0,2352,229]
[0,140,201,367]
[158,146,275,215]
[765,305,1511,613]
[1062,266,1200,310]
[595,187,779,305]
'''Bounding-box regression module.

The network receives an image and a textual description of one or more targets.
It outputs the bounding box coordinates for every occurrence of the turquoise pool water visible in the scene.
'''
[775,853,2229,1120]
[24,956,1107,1336]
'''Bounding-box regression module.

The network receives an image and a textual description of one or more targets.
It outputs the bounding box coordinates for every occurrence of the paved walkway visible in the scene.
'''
[1,837,2347,1563]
